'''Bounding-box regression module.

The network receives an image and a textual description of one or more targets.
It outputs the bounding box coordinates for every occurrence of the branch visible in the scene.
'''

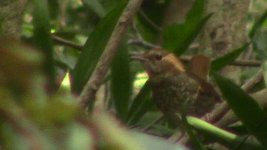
[128,38,262,67]
[180,56,261,67]
[52,35,83,51]
[79,0,144,110]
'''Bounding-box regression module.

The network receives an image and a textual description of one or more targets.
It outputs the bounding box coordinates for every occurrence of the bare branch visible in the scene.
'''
[79,0,144,110]
[52,35,83,51]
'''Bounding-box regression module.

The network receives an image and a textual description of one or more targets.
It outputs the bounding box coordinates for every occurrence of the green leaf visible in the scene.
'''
[83,0,106,18]
[67,123,93,150]
[131,132,187,150]
[163,11,212,55]
[212,73,267,147]
[249,9,267,38]
[186,0,205,22]
[187,117,264,149]
[32,0,56,90]
[127,81,153,125]
[211,43,249,71]
[252,30,267,60]
[71,2,126,93]
[111,43,133,122]
[262,61,267,87]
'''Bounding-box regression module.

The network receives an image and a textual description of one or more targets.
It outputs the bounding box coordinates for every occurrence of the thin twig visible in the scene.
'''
[52,35,83,51]
[180,56,261,67]
[79,0,144,110]
[139,10,162,31]
[141,115,164,132]
[128,39,161,49]
[241,69,263,91]
[128,38,262,67]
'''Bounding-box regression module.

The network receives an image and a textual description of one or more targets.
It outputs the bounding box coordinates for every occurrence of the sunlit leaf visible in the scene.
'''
[188,117,264,149]
[131,132,187,150]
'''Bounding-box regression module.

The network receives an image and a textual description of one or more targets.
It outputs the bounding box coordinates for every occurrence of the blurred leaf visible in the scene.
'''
[249,9,267,38]
[187,117,264,149]
[181,115,206,150]
[48,0,59,19]
[262,61,267,87]
[252,30,267,60]
[211,43,249,71]
[93,112,144,150]
[127,81,153,124]
[212,73,267,147]
[83,0,106,17]
[162,0,210,55]
[67,123,93,150]
[71,2,126,93]
[111,43,133,122]
[136,1,167,43]
[131,132,187,150]
[32,0,56,91]
[186,0,205,22]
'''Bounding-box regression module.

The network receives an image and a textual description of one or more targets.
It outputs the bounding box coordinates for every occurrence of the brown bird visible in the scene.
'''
[132,49,221,126]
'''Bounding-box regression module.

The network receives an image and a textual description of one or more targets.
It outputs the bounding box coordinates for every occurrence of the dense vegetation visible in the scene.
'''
[1,0,267,149]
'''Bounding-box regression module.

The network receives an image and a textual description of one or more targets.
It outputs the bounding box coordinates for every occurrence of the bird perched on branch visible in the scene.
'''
[131,49,221,126]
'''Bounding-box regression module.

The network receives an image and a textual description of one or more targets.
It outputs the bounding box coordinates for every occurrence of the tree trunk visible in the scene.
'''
[200,0,251,83]
[0,0,27,39]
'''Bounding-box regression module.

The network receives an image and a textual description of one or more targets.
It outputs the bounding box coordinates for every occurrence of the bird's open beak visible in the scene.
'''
[129,52,147,62]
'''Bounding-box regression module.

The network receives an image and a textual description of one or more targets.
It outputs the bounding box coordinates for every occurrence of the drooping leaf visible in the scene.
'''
[211,43,249,71]
[71,2,126,93]
[262,61,267,88]
[127,81,153,125]
[212,73,267,147]
[83,0,106,18]
[249,9,267,38]
[252,30,267,60]
[162,0,211,55]
[32,0,56,91]
[186,0,205,22]
[111,43,133,122]
[131,132,187,150]
[134,0,168,43]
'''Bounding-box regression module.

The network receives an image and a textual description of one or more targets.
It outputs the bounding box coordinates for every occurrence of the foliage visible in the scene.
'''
[1,0,267,149]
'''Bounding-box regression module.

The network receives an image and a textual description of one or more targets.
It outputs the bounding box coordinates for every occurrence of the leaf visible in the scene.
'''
[111,43,133,122]
[163,6,211,55]
[131,132,187,150]
[212,73,267,147]
[32,0,56,90]
[187,116,264,149]
[249,9,267,38]
[252,30,267,60]
[71,2,126,93]
[211,43,249,71]
[127,81,153,125]
[186,0,205,22]
[83,0,106,18]
[262,61,267,88]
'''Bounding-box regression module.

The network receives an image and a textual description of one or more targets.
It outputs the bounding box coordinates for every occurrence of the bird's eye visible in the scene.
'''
[154,54,162,61]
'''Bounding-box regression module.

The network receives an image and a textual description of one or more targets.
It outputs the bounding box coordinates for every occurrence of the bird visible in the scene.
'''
[131,49,221,126]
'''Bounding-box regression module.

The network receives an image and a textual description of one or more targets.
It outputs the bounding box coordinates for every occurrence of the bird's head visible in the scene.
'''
[131,49,185,78]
